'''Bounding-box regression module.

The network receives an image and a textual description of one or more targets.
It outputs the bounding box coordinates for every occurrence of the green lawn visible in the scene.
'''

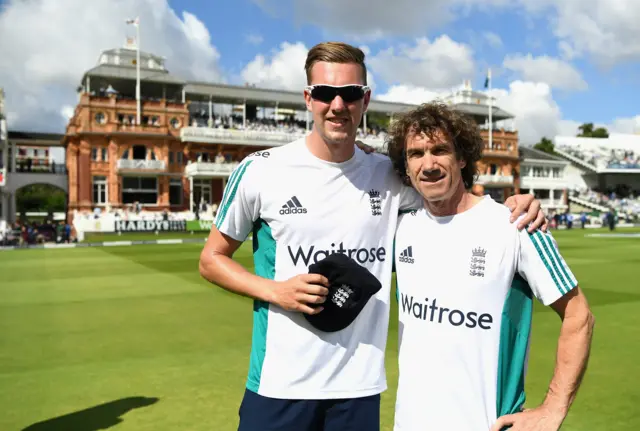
[1,228,639,430]
[82,231,210,243]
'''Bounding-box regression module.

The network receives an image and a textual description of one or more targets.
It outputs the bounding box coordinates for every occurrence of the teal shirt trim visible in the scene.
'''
[246,218,275,393]
[496,274,533,417]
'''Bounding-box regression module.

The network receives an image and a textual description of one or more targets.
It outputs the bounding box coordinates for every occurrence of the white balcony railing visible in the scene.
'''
[180,126,386,149]
[520,176,568,190]
[185,161,239,177]
[537,199,568,208]
[476,174,514,186]
[181,127,306,145]
[116,159,166,171]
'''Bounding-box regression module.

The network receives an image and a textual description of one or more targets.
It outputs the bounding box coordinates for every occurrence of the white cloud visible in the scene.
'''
[256,0,640,66]
[241,41,378,92]
[609,115,640,134]
[502,54,587,91]
[483,32,503,48]
[368,36,475,90]
[548,0,640,66]
[558,40,578,60]
[0,0,223,132]
[513,0,640,65]
[376,85,441,106]
[241,42,308,91]
[490,81,564,145]
[557,119,583,137]
[60,105,75,122]
[246,33,264,45]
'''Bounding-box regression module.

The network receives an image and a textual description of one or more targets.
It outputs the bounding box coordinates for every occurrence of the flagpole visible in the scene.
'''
[487,68,493,150]
[135,19,141,126]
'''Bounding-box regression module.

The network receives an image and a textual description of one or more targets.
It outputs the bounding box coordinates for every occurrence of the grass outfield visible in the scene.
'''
[1,228,639,430]
[82,231,211,242]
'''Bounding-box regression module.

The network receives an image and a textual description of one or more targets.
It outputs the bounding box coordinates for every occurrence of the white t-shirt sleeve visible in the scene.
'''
[398,184,423,212]
[214,159,260,241]
[516,229,578,306]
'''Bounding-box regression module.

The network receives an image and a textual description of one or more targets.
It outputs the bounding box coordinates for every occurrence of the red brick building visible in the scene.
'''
[63,45,520,221]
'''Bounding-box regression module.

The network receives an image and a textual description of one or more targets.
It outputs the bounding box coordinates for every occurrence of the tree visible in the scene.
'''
[591,127,609,138]
[363,112,390,130]
[534,137,555,154]
[577,122,609,138]
[16,184,66,214]
[577,123,594,137]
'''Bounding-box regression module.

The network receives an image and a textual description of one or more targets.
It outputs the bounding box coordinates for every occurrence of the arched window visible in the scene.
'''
[132,145,146,160]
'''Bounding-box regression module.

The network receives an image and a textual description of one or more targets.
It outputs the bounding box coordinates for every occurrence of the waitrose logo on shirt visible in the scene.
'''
[288,242,387,266]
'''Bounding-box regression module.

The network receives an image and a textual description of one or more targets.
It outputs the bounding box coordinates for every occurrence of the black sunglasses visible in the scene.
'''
[305,84,371,103]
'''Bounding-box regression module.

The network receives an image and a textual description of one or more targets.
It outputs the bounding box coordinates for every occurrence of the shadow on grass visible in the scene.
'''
[22,396,159,431]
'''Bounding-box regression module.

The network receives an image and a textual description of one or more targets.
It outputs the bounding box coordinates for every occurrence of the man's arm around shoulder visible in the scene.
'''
[199,226,329,315]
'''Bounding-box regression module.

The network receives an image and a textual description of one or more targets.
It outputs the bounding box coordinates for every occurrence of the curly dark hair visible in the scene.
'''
[385,101,484,189]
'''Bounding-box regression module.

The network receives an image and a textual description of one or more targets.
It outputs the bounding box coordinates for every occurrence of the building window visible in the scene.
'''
[177,152,183,164]
[101,148,108,162]
[193,179,211,207]
[534,190,550,200]
[95,112,106,124]
[552,168,561,178]
[93,176,108,205]
[132,145,146,160]
[122,176,157,205]
[486,188,505,203]
[91,147,98,161]
[196,152,210,162]
[169,152,174,164]
[170,178,183,206]
[490,164,498,175]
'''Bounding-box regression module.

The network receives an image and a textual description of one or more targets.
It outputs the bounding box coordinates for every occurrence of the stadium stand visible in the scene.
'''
[555,134,640,171]
[550,133,640,224]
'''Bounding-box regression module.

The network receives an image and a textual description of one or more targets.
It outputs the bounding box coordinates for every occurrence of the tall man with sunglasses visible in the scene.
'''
[199,41,545,431]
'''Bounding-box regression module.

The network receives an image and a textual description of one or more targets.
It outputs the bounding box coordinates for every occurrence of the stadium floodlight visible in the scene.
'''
[126,17,141,126]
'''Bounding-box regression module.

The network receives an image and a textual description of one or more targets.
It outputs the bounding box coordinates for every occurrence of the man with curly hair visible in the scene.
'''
[388,102,595,431]
[199,41,548,431]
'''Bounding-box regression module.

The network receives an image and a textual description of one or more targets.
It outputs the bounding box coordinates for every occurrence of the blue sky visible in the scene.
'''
[163,0,639,139]
[0,0,638,145]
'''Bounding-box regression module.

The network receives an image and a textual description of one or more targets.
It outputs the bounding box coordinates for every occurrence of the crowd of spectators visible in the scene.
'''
[0,218,74,247]
[557,144,640,170]
[571,189,640,218]
[187,113,388,144]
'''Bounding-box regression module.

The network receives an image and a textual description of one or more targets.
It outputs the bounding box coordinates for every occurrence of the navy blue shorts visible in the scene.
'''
[237,388,381,431]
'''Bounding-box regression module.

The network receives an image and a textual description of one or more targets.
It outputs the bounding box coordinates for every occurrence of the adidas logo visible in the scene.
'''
[280,196,308,215]
[399,246,414,264]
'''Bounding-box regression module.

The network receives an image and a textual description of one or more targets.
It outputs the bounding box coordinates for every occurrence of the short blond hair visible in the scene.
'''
[304,42,367,85]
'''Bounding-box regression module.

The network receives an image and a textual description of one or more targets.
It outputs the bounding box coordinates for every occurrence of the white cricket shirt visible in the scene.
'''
[215,138,422,400]
[393,196,578,431]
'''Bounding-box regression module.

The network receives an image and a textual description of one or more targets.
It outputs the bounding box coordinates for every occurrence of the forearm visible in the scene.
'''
[199,252,277,303]
[543,309,595,415]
